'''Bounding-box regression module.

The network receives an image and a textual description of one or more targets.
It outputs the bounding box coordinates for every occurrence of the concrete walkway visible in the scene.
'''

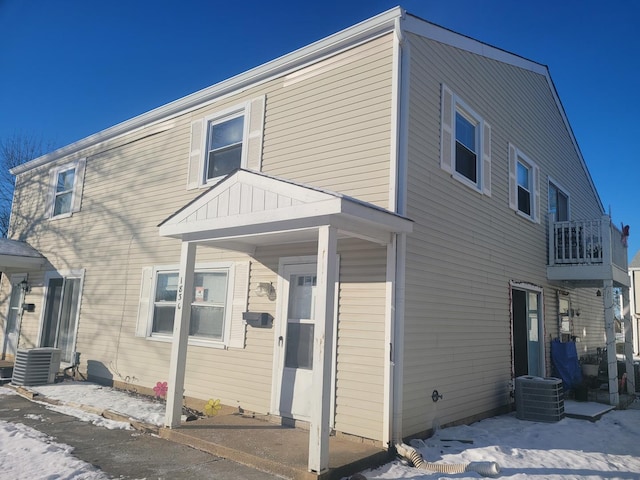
[0,391,282,479]
[2,386,388,479]
[160,410,389,480]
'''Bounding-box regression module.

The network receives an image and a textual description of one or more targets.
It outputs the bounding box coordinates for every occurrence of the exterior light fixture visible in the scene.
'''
[19,278,30,294]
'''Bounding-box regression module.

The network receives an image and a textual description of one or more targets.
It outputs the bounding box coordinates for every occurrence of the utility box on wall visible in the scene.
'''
[515,375,564,422]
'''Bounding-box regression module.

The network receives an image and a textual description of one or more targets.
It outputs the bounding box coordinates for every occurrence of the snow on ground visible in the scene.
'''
[0,387,110,479]
[2,381,640,479]
[31,382,166,426]
[361,406,640,479]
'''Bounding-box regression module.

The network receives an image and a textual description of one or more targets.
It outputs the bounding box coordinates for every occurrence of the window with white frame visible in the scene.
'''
[150,267,231,341]
[205,113,245,181]
[455,110,480,184]
[509,144,539,222]
[548,181,569,222]
[49,159,86,218]
[440,84,491,195]
[186,97,266,190]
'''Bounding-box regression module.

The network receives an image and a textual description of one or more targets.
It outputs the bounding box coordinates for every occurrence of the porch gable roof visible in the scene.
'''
[158,169,412,247]
[0,238,47,272]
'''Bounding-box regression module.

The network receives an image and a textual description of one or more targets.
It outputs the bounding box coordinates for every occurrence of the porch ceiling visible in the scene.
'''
[158,169,412,250]
[0,238,47,273]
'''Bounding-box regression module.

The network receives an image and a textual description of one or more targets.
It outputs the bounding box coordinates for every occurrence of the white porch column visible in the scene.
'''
[165,241,196,428]
[603,279,619,405]
[622,286,636,395]
[308,225,337,474]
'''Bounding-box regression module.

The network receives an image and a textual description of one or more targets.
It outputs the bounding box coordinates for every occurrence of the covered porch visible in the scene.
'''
[157,170,412,475]
[0,238,48,362]
[546,214,633,405]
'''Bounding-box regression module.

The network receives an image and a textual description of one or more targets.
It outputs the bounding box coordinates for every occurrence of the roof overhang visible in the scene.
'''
[159,170,412,252]
[0,239,47,273]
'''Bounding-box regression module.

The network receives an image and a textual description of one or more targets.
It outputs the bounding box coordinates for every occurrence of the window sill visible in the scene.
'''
[515,209,539,224]
[450,172,483,195]
[49,212,74,221]
[146,334,226,349]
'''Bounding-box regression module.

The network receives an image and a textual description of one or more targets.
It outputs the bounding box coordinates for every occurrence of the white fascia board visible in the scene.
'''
[403,13,605,214]
[403,14,547,75]
[12,7,403,176]
[0,254,46,270]
[340,199,413,234]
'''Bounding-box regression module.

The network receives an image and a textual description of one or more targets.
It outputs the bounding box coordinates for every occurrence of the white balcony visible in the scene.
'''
[547,215,629,287]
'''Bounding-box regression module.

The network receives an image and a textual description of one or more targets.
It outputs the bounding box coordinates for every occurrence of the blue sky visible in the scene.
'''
[1,0,638,259]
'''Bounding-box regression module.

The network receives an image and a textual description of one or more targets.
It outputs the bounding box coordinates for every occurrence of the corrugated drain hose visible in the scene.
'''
[395,443,500,477]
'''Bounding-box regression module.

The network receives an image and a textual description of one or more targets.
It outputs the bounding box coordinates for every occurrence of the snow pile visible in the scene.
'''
[362,407,640,479]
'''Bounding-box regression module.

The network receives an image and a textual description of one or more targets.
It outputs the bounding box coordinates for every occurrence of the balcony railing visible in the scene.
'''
[548,214,628,273]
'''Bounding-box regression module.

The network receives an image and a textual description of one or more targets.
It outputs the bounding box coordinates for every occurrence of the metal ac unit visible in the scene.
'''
[11,348,62,386]
[515,375,564,422]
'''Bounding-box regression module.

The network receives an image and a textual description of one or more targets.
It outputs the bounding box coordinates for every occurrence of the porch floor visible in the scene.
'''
[159,410,390,480]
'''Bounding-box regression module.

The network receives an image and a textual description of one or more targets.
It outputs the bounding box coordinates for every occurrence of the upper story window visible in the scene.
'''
[509,144,539,223]
[455,110,479,183]
[517,162,532,216]
[49,158,86,219]
[206,114,245,180]
[53,167,76,216]
[186,96,266,190]
[548,181,569,222]
[440,84,491,195]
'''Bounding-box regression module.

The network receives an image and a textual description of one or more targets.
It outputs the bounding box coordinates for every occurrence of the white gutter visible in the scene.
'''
[12,7,403,176]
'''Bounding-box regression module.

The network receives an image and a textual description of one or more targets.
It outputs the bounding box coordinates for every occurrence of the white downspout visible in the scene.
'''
[386,10,410,446]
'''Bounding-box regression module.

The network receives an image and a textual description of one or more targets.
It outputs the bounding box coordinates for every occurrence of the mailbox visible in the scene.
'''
[22,303,36,313]
[242,312,273,328]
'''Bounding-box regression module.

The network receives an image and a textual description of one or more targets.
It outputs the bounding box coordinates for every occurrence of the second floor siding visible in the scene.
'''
[263,33,394,208]
[10,33,396,257]
[406,31,603,268]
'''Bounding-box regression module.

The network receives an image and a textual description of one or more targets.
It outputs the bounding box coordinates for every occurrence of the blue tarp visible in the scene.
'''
[551,339,583,390]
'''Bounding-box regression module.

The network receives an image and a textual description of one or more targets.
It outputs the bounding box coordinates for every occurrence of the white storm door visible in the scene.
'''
[3,276,25,358]
[278,264,317,421]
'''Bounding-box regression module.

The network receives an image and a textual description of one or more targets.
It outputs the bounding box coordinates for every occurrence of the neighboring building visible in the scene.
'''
[0,7,632,474]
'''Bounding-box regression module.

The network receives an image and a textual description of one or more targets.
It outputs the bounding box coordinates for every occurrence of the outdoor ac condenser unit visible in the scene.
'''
[515,375,564,422]
[11,348,62,386]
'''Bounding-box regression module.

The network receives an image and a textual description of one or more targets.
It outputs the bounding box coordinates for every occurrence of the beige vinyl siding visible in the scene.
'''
[263,34,394,209]
[401,33,605,438]
[251,238,387,441]
[333,239,387,440]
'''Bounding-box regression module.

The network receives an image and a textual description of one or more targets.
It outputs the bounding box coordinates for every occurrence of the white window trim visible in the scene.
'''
[440,84,491,196]
[187,96,265,191]
[509,144,540,223]
[453,102,482,189]
[202,104,250,186]
[547,176,571,221]
[145,262,235,349]
[48,158,86,220]
[36,269,85,366]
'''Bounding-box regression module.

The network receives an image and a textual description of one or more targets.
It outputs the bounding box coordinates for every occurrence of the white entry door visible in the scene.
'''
[3,275,25,359]
[277,263,317,421]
